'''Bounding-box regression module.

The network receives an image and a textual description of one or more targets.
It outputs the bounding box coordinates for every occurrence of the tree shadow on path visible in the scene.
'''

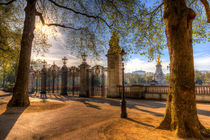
[126,118,155,128]
[197,109,210,117]
[83,101,101,110]
[71,97,164,117]
[0,92,12,98]
[0,106,27,140]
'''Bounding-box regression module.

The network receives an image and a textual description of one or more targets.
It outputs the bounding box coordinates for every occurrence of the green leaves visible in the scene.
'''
[0,5,21,85]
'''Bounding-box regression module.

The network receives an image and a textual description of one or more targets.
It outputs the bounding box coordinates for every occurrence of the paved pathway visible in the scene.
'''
[0,91,210,140]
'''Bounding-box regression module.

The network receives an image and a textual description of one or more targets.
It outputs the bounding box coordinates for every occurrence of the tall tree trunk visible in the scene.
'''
[7,0,37,107]
[157,0,210,138]
[3,68,5,88]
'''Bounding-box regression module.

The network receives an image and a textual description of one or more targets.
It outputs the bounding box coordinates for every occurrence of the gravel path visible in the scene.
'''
[0,91,209,140]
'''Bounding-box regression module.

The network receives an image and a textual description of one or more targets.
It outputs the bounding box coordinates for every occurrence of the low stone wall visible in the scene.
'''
[118,85,210,102]
[196,95,210,102]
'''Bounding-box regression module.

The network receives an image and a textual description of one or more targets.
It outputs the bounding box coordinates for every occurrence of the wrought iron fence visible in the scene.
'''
[28,62,107,97]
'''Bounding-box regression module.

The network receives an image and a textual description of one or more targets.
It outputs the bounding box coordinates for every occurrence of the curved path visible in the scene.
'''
[0,91,209,140]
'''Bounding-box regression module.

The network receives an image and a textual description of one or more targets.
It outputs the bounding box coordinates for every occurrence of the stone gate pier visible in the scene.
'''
[79,55,90,97]
[106,32,122,98]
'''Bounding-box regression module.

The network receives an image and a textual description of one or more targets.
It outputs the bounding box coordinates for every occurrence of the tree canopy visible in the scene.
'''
[0,0,208,61]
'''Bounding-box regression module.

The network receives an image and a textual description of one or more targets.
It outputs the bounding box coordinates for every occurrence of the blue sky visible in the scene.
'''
[124,41,210,73]
[31,29,210,74]
[31,0,210,73]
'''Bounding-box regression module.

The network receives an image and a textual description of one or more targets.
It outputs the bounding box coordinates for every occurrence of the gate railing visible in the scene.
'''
[28,59,107,97]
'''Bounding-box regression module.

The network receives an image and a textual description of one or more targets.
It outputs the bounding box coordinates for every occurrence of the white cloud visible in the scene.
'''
[124,56,210,74]
[124,58,170,73]
[194,56,210,71]
[32,43,106,68]
[32,41,210,73]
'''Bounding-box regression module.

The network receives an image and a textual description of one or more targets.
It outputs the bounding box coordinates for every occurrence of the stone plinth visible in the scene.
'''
[154,64,168,85]
[79,62,90,97]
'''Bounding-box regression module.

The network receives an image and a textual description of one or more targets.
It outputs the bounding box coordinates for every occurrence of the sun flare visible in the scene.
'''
[35,23,55,36]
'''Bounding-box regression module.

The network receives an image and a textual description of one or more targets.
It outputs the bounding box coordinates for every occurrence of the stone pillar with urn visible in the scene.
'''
[106,32,122,98]
[79,53,90,97]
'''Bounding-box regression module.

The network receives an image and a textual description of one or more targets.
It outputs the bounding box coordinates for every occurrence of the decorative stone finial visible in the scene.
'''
[43,60,47,67]
[62,57,68,65]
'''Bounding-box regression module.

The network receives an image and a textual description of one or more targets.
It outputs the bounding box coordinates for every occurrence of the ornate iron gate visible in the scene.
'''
[30,59,108,98]
[90,65,107,97]
[68,66,80,96]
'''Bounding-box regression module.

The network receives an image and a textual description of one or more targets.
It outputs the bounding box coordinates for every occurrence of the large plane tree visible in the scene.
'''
[157,0,210,138]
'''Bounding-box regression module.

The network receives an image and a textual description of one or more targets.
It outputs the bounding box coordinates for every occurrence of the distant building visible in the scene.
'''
[132,70,146,76]
[145,72,154,77]
[30,60,51,70]
[200,70,210,74]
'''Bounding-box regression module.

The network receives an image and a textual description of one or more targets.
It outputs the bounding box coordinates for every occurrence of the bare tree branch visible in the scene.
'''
[35,11,45,25]
[46,23,82,30]
[48,0,112,28]
[200,0,210,23]
[0,0,16,5]
[189,0,197,6]
[108,1,123,17]
[148,2,164,15]
[35,10,85,30]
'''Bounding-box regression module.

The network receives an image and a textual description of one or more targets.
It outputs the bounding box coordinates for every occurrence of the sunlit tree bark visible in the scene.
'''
[158,0,210,138]
[8,0,37,107]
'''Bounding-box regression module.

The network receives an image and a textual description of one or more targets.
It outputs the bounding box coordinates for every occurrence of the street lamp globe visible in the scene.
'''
[81,53,87,62]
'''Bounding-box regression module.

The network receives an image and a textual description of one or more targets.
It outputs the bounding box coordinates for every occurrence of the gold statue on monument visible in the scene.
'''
[157,56,161,65]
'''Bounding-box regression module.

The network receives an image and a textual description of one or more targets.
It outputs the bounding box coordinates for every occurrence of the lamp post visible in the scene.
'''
[120,48,127,118]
